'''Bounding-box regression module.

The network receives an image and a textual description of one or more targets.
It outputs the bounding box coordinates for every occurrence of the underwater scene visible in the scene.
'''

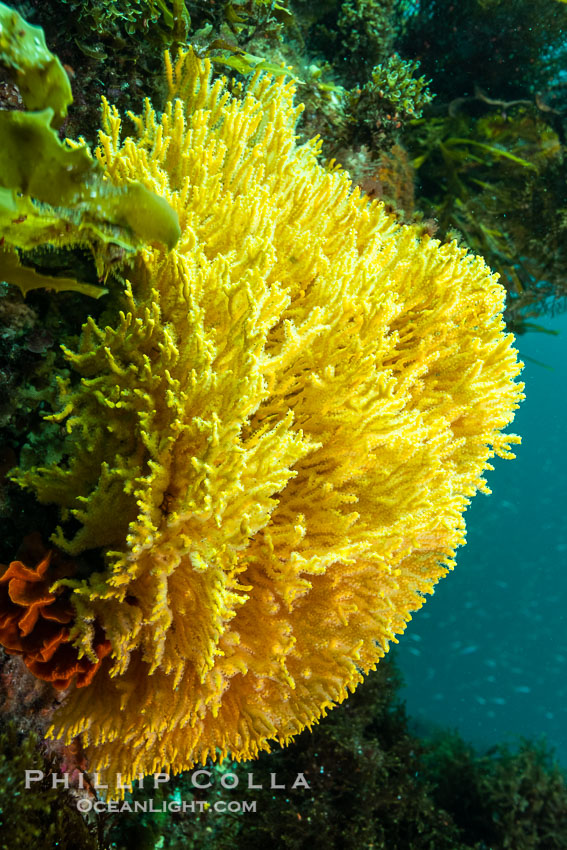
[0,0,565,847]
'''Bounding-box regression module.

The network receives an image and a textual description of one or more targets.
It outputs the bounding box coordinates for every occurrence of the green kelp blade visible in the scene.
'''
[0,109,93,207]
[99,181,182,252]
[0,245,107,298]
[0,1,72,126]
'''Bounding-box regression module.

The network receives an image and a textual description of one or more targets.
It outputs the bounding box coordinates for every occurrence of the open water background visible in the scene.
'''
[396,309,567,767]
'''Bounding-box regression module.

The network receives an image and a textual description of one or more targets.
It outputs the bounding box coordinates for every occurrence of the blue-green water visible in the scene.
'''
[397,310,567,766]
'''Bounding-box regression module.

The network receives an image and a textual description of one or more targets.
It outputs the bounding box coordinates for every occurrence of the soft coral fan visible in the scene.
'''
[13,49,524,789]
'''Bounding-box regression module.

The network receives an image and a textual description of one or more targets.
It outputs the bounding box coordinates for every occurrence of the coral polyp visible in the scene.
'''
[12,49,523,790]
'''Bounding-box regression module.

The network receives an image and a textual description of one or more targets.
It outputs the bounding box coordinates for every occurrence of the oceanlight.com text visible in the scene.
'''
[75,798,258,814]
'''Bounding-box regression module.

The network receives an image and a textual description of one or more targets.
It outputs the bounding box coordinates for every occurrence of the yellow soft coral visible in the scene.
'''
[14,49,524,790]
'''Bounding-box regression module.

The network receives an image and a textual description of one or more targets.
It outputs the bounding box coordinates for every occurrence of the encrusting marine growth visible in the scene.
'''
[0,534,111,689]
[11,48,524,790]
